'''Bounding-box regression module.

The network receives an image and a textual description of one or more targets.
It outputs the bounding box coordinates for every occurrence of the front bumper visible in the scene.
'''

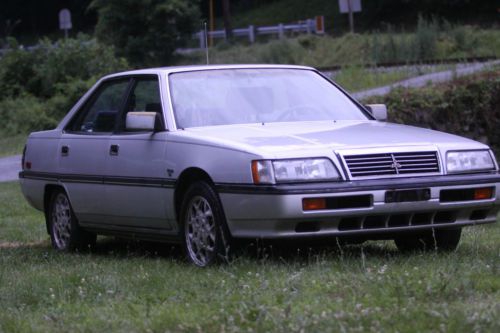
[217,173,500,238]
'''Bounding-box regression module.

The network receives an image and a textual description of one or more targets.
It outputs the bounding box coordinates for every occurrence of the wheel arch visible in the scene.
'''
[43,184,68,234]
[174,167,215,221]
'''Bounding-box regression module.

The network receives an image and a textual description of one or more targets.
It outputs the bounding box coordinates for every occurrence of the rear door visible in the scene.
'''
[103,75,173,230]
[59,78,130,224]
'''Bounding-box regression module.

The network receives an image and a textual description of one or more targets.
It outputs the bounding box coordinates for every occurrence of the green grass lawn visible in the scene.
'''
[0,181,499,332]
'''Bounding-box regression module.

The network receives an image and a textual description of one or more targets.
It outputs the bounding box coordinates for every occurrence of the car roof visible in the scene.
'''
[103,64,315,80]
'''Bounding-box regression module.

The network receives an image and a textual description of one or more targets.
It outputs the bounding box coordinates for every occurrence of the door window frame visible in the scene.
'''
[64,74,166,135]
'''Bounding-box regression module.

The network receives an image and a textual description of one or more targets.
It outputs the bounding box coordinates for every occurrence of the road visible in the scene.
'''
[351,60,500,100]
[0,154,21,183]
[0,60,498,183]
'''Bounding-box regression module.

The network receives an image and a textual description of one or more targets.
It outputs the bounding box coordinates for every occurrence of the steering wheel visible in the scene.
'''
[274,104,323,122]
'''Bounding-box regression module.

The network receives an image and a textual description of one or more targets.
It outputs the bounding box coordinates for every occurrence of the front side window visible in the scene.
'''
[169,69,368,128]
[68,79,129,133]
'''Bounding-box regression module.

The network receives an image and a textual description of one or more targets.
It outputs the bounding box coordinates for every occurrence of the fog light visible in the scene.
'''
[302,198,326,211]
[474,187,493,200]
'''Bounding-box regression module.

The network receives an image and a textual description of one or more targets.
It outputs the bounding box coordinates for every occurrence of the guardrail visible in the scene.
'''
[193,17,324,48]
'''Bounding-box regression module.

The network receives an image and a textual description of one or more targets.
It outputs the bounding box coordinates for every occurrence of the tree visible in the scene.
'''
[221,0,232,41]
[90,0,200,66]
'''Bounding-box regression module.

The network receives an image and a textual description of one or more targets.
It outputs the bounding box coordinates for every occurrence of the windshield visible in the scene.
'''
[169,68,368,128]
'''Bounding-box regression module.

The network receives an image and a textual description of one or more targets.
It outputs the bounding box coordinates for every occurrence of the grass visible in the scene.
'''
[0,181,499,332]
[330,66,415,92]
[0,134,26,157]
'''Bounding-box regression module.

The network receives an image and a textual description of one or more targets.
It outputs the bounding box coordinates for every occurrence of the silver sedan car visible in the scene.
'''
[19,65,500,266]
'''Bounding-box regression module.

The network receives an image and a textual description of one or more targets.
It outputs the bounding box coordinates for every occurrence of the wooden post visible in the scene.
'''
[209,0,214,46]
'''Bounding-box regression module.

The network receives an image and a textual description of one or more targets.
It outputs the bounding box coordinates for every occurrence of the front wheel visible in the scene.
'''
[394,228,462,252]
[180,181,232,267]
[48,190,96,251]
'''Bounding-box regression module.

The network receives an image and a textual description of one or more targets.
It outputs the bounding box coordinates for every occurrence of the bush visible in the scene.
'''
[0,35,128,135]
[366,70,500,156]
[0,95,58,135]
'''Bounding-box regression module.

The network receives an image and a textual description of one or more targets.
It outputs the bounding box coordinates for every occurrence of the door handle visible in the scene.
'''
[61,145,69,156]
[109,144,119,156]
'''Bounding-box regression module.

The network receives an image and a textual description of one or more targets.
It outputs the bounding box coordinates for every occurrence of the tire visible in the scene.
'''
[48,190,96,251]
[394,228,462,252]
[180,181,232,267]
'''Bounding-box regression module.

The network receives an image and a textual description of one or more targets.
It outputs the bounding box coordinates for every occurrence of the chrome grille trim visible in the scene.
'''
[343,151,440,178]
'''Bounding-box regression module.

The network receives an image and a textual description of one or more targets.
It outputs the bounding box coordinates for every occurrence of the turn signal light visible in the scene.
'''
[302,198,326,211]
[474,187,493,200]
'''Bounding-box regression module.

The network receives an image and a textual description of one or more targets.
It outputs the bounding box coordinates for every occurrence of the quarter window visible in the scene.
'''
[119,77,163,131]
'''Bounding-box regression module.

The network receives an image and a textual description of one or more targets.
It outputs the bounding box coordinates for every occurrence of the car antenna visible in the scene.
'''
[204,21,209,65]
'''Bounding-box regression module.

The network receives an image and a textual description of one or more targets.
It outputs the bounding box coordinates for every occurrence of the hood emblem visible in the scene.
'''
[390,154,402,174]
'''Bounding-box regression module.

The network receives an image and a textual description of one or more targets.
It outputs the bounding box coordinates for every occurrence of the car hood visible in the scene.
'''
[180,120,488,157]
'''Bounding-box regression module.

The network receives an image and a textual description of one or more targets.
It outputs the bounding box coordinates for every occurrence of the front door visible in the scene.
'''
[59,78,130,224]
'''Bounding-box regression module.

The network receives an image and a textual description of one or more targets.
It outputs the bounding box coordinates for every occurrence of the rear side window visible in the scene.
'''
[67,79,129,133]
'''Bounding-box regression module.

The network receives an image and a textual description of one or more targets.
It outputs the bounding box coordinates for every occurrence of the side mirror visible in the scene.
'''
[125,112,163,132]
[366,104,387,121]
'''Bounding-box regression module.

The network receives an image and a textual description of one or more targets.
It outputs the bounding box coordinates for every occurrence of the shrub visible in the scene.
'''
[0,95,58,135]
[366,70,500,155]
[0,35,128,135]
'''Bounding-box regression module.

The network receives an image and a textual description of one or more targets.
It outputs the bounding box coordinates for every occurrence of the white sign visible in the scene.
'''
[59,9,72,30]
[338,0,362,13]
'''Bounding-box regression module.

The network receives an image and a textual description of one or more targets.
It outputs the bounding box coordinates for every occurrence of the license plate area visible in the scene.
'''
[385,188,431,203]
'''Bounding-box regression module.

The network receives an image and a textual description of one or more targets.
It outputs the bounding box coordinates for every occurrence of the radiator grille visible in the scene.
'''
[344,151,440,178]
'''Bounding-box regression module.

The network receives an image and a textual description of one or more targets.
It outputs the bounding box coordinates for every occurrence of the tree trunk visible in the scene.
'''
[222,0,233,41]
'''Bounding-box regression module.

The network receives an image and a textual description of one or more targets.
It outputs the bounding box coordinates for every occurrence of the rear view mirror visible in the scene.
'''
[366,104,387,121]
[126,112,162,132]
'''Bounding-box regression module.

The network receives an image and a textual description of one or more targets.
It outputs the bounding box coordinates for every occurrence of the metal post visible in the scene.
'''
[347,0,354,33]
[278,23,284,39]
[248,25,255,43]
[199,30,205,49]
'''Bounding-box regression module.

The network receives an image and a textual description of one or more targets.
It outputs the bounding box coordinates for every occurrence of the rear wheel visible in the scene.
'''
[180,181,231,267]
[394,228,462,252]
[48,190,96,251]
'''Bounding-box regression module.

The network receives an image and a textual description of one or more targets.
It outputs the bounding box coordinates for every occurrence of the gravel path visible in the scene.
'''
[0,154,21,183]
[351,60,500,100]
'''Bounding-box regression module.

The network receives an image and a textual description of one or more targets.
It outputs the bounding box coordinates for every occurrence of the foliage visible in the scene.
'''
[365,70,500,156]
[90,0,200,66]
[0,95,58,135]
[0,35,128,135]
[178,25,500,67]
[227,0,499,33]
[0,181,499,332]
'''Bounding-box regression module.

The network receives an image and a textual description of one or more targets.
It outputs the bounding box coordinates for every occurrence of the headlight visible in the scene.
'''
[446,150,495,173]
[252,158,340,184]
